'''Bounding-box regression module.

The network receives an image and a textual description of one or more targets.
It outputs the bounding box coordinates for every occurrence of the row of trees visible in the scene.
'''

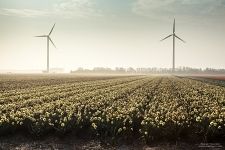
[71,67,225,74]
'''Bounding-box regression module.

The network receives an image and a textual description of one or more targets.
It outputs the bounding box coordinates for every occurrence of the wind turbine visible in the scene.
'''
[35,24,56,73]
[160,19,185,73]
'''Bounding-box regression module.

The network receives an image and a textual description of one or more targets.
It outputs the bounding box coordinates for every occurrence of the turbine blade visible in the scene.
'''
[35,35,47,37]
[173,18,175,33]
[49,23,55,36]
[160,34,172,41]
[175,34,185,43]
[49,37,56,48]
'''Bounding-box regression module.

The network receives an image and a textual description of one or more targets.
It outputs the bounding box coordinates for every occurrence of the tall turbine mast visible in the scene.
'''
[173,19,175,72]
[35,24,56,73]
[160,19,185,73]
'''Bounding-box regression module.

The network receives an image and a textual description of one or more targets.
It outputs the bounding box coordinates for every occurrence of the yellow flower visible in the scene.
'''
[118,128,122,133]
[92,123,97,129]
[196,117,201,122]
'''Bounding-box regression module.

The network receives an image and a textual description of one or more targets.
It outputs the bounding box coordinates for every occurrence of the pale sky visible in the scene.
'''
[0,0,225,72]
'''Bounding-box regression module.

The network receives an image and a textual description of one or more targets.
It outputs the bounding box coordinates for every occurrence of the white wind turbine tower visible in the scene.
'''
[35,24,56,73]
[160,19,185,73]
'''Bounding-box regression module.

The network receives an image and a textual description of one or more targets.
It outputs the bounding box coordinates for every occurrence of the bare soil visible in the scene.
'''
[0,134,224,150]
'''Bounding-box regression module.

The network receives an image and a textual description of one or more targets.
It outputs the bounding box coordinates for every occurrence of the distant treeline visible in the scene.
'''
[71,67,225,74]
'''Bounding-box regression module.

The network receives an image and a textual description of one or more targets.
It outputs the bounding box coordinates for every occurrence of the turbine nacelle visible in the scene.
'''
[160,34,185,43]
[161,19,185,43]
[35,23,56,48]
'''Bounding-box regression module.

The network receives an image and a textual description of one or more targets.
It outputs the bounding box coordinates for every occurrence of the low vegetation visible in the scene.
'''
[0,75,225,143]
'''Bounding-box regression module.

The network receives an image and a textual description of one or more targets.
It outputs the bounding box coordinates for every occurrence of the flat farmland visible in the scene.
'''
[188,75,225,87]
[0,74,225,149]
[189,75,225,81]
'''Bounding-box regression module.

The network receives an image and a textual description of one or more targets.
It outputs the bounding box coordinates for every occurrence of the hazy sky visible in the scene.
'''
[0,0,225,72]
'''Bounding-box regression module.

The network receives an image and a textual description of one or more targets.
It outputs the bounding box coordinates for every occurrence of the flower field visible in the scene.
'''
[187,75,225,87]
[0,75,225,142]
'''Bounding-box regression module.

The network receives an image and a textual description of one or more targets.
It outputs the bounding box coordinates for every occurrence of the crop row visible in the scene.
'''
[0,74,128,92]
[141,77,225,141]
[187,76,225,88]
[0,76,142,105]
[0,76,225,142]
